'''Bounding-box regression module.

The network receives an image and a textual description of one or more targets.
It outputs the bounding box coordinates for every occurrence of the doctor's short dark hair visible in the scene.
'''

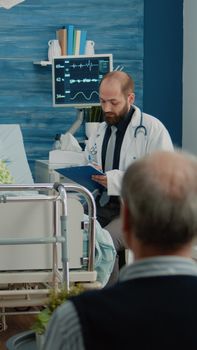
[121,150,197,250]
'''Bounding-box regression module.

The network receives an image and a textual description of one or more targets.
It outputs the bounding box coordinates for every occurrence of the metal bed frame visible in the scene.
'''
[0,182,97,331]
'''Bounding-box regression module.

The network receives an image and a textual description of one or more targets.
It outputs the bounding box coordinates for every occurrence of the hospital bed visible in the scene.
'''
[0,125,115,331]
[0,182,99,331]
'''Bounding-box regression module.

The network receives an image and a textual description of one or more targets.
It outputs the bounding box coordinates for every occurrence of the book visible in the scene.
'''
[56,27,67,55]
[67,24,74,55]
[72,29,77,55]
[55,165,104,192]
[79,30,87,55]
[74,29,81,55]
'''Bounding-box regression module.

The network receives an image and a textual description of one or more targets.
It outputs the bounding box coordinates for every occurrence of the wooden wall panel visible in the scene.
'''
[0,0,144,177]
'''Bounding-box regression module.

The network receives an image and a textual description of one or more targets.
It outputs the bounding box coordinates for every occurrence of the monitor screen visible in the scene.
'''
[52,54,113,108]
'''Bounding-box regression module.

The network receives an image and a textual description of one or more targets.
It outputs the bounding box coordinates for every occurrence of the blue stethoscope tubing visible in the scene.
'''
[134,110,147,137]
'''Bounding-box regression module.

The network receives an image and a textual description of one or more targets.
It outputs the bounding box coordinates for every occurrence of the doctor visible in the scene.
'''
[86,71,174,284]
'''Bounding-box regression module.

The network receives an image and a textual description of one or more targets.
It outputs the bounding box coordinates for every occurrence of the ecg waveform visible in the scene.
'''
[70,91,99,101]
[70,78,98,84]
[71,60,99,72]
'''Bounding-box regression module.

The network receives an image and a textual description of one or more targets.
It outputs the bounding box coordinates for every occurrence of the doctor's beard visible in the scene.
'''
[103,104,130,125]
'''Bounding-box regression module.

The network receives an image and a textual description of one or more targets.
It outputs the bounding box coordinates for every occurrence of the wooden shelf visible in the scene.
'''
[33,60,51,66]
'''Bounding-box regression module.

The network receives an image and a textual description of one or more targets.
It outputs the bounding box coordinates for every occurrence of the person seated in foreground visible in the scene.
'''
[43,149,197,350]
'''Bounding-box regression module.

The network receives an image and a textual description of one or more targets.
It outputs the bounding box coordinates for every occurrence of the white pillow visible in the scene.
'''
[0,124,33,184]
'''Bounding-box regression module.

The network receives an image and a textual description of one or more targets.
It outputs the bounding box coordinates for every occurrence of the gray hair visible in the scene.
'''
[121,150,197,249]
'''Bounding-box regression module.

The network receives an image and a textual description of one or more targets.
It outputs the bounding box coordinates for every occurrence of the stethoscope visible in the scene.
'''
[89,143,97,156]
[134,110,147,138]
[89,109,147,156]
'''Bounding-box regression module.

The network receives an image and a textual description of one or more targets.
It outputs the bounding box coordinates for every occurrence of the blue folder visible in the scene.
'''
[55,165,104,192]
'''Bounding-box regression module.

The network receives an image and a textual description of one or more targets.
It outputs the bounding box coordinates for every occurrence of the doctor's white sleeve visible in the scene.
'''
[106,169,124,196]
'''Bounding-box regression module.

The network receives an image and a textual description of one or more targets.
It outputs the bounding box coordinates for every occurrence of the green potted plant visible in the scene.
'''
[32,284,85,349]
[85,106,103,139]
[0,160,14,183]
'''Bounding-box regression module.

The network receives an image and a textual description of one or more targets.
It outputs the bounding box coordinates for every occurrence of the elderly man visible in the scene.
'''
[44,149,197,350]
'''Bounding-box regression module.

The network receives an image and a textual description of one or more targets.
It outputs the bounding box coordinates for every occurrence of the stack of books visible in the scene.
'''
[56,25,87,56]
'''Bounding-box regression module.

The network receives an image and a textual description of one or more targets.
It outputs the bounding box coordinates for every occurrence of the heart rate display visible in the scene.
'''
[52,54,113,108]
[70,60,98,71]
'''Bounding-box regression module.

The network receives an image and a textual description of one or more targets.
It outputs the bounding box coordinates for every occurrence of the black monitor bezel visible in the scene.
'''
[52,54,113,108]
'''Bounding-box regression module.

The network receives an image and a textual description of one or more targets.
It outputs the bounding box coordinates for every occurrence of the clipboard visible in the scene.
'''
[55,165,104,192]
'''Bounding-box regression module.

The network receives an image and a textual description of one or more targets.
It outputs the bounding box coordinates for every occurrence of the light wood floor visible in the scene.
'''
[0,314,36,350]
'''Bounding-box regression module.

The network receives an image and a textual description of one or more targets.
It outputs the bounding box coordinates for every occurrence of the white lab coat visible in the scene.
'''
[85,105,174,196]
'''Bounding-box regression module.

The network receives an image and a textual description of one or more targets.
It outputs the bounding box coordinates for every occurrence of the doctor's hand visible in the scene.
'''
[91,162,103,171]
[92,174,107,188]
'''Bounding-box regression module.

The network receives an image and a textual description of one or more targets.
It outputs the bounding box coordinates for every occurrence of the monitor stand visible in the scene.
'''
[67,108,84,135]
